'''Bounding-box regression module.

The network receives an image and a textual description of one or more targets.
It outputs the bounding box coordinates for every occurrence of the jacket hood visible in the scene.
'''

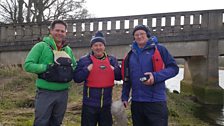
[43,35,57,50]
[131,40,154,54]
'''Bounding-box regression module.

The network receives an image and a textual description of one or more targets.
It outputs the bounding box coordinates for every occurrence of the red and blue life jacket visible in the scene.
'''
[87,55,115,88]
[121,45,164,81]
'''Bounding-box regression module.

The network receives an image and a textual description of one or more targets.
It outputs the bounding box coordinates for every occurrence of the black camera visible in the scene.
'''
[140,75,150,82]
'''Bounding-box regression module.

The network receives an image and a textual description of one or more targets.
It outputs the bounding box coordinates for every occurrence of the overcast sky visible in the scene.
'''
[85,0,223,17]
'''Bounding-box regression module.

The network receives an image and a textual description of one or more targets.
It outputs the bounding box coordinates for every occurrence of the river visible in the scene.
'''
[166,68,224,92]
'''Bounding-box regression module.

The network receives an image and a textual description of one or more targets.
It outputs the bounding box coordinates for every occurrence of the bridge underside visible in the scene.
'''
[181,56,223,105]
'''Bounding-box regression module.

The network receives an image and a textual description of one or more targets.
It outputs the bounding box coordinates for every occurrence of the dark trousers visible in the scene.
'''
[131,101,168,126]
[33,89,68,126]
[81,104,112,126]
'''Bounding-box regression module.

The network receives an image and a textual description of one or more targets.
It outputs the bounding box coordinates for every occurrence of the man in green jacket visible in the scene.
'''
[23,20,77,126]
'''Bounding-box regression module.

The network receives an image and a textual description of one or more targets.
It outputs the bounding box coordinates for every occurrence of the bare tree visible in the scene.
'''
[0,0,90,23]
[0,0,18,23]
[44,0,90,20]
[18,0,24,23]
[25,0,32,22]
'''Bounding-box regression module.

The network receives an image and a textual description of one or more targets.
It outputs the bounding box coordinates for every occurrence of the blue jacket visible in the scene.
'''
[121,41,179,102]
[73,53,122,107]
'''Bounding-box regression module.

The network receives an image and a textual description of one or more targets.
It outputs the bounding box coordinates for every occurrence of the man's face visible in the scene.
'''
[50,24,66,44]
[91,42,105,58]
[134,30,148,47]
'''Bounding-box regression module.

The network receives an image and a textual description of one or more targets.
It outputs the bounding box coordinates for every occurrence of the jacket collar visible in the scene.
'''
[131,40,153,54]
[43,35,68,50]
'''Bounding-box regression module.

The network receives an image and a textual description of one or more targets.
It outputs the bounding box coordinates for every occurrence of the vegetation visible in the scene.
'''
[0,0,90,23]
[0,66,211,126]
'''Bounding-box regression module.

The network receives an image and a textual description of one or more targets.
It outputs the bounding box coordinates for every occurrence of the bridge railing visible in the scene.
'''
[0,9,223,45]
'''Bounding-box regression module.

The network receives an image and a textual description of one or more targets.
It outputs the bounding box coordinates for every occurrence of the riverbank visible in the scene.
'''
[178,64,224,70]
[0,66,212,125]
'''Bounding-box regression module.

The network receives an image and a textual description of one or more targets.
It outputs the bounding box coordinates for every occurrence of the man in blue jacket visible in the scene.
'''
[73,31,122,126]
[121,25,179,126]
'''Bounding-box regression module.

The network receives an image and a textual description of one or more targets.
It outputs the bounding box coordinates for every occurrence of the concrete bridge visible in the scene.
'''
[0,9,224,104]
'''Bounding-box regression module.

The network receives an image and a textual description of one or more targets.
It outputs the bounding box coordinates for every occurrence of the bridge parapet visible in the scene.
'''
[0,9,223,51]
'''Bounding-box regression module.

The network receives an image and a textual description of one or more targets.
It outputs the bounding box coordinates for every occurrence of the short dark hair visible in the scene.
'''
[49,20,67,30]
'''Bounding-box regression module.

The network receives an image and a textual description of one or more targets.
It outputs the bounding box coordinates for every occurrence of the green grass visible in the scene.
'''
[0,66,211,126]
[167,92,209,126]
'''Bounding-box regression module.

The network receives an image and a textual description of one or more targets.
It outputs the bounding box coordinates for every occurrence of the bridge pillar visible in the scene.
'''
[204,39,223,105]
[180,57,193,94]
[181,49,223,105]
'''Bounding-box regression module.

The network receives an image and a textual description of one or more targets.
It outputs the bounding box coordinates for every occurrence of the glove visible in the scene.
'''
[46,63,58,72]
[46,64,52,70]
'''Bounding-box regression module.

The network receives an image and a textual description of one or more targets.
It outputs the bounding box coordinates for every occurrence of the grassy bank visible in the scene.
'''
[0,66,210,126]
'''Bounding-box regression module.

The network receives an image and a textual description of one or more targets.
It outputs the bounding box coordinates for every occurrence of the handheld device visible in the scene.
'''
[140,75,150,82]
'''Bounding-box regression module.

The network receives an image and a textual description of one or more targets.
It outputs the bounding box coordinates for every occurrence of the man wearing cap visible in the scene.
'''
[73,31,122,126]
[121,25,179,126]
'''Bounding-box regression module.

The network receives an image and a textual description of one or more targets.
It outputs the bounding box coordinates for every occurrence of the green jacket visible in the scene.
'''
[23,36,77,91]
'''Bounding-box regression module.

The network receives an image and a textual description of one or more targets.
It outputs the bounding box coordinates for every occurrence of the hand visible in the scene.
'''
[47,63,56,70]
[143,72,154,85]
[87,64,93,71]
[123,101,128,108]
[110,65,114,70]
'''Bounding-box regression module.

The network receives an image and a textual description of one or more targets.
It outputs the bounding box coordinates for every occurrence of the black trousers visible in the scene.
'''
[81,104,112,126]
[131,101,168,126]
